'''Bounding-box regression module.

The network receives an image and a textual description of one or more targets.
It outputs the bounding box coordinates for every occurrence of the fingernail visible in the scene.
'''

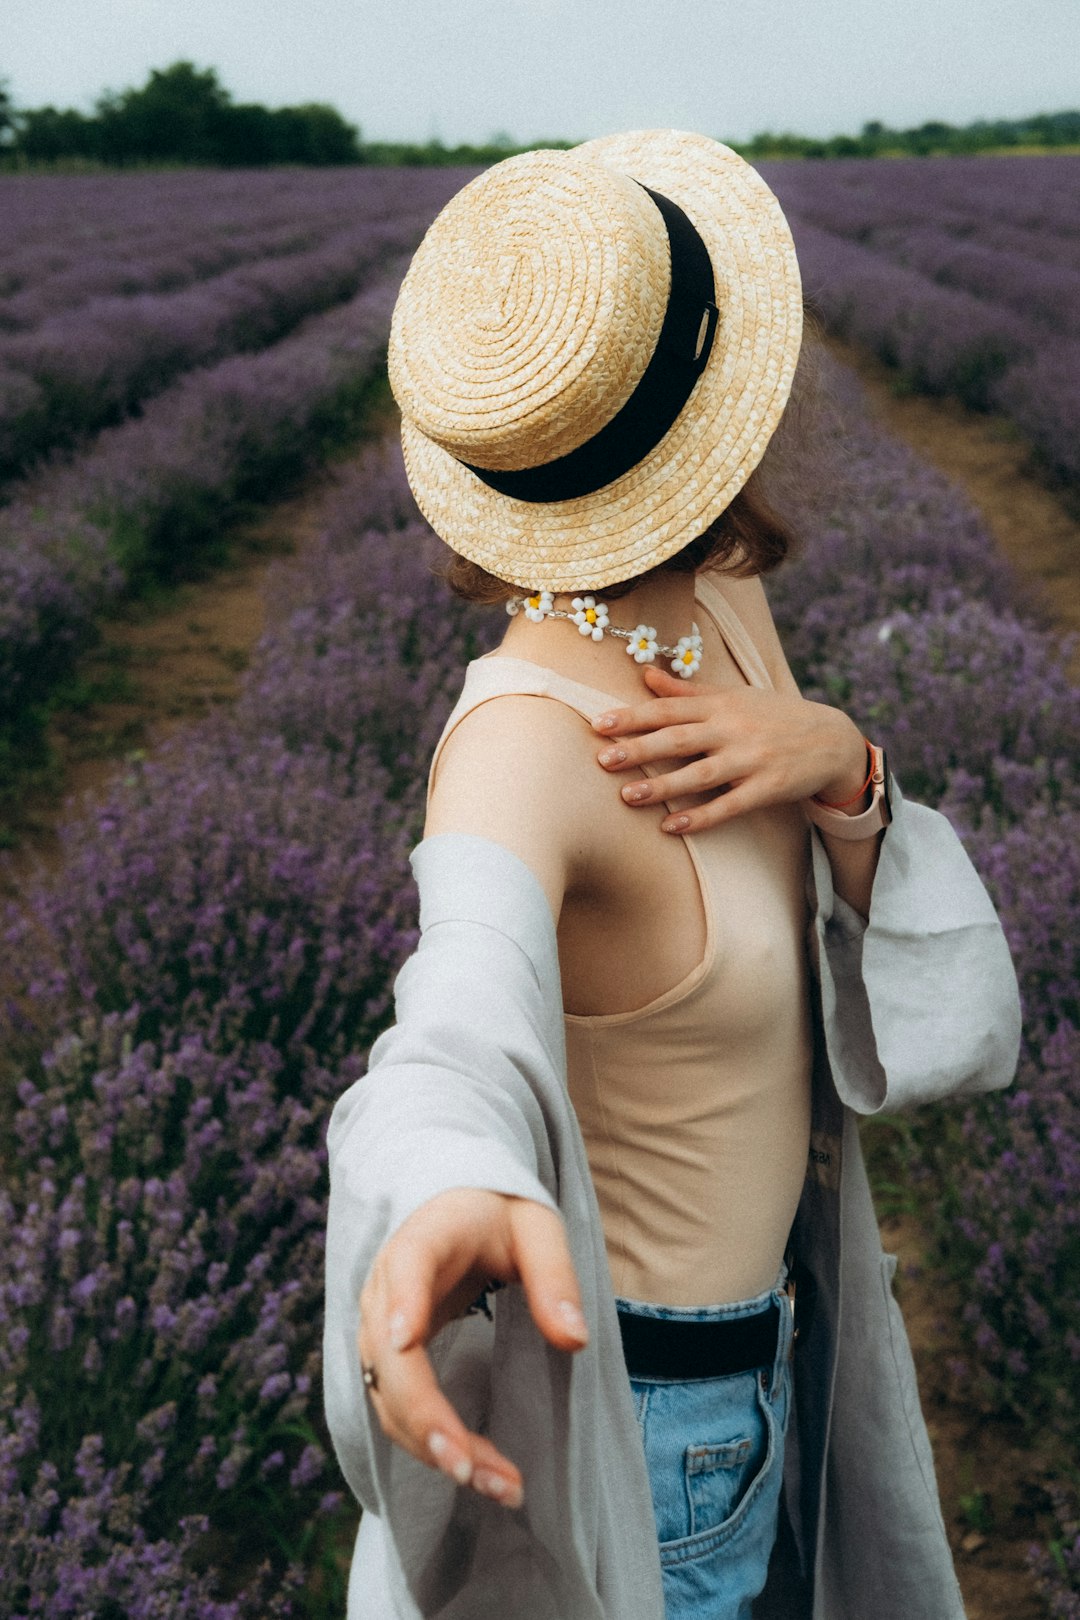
[663,815,691,832]
[475,1470,524,1508]
[388,1310,409,1351]
[473,1468,508,1499]
[556,1300,589,1342]
[591,714,616,730]
[622,784,649,803]
[428,1430,472,1485]
[597,748,625,766]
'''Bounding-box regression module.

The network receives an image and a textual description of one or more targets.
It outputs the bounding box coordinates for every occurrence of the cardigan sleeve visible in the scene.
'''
[323,846,564,1516]
[808,775,1022,1115]
[322,833,666,1620]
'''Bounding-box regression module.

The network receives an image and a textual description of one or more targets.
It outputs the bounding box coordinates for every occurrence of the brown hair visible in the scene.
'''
[432,306,832,606]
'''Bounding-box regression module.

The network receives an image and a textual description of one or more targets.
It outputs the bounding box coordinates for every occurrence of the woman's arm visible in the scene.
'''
[326,830,667,1616]
[337,696,609,1508]
[801,766,884,922]
[588,573,884,918]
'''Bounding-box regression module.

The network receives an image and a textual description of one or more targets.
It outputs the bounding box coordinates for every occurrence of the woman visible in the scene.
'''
[323,132,1021,1619]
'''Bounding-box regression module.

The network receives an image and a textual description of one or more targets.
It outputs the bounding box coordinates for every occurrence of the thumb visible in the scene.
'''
[507,1200,590,1351]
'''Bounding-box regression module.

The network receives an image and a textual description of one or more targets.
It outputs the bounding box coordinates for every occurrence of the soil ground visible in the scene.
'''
[1,395,401,895]
[4,368,1077,1615]
[879,1211,1055,1619]
[825,336,1075,1615]
[1,472,329,896]
[827,333,1080,677]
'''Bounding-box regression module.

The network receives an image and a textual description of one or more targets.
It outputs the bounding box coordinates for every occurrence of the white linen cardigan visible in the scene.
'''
[323,777,1021,1619]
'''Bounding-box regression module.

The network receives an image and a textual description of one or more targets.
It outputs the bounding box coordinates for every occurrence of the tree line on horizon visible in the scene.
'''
[0,63,362,168]
[0,62,1077,169]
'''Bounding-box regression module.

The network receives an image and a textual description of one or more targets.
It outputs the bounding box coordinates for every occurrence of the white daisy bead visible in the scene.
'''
[626,624,660,664]
[670,633,703,678]
[523,590,554,623]
[570,595,609,640]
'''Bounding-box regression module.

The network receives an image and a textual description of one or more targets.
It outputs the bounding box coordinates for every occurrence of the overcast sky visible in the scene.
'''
[5,0,1079,147]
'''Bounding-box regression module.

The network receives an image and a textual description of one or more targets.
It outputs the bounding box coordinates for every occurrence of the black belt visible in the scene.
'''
[617,1299,782,1382]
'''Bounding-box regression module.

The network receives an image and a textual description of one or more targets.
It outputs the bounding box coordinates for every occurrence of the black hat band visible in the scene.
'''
[457,184,719,505]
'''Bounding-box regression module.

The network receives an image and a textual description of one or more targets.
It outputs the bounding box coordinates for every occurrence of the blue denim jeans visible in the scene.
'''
[617,1268,794,1620]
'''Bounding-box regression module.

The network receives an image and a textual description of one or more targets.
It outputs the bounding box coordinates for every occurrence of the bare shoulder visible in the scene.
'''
[424,691,609,927]
[710,570,801,695]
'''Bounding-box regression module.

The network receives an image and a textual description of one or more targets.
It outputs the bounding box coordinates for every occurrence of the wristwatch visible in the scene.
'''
[802,743,892,841]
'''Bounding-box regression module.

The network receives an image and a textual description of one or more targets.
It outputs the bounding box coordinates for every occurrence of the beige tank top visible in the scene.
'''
[426,575,813,1307]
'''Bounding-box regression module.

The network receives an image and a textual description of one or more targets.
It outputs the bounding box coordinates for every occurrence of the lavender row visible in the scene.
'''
[1,352,1078,1605]
[0,213,435,483]
[0,167,474,326]
[0,445,491,1613]
[0,220,331,334]
[992,340,1080,489]
[758,155,1080,490]
[0,258,414,779]
[861,225,1080,342]
[768,358,1080,1605]
[770,408,1080,1604]
[788,218,1042,408]
[760,153,1080,252]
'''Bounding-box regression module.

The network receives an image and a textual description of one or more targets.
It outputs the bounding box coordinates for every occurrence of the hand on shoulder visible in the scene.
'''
[587,572,871,835]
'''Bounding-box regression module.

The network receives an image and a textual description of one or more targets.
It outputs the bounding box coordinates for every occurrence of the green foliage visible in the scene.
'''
[14,105,99,163]
[859,1114,925,1221]
[957,1487,994,1535]
[4,62,1077,169]
[359,136,578,166]
[0,74,16,142]
[95,61,230,165]
[734,108,1080,161]
[3,61,362,168]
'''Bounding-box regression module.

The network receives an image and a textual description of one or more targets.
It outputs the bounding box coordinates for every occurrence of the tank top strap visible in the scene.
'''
[426,655,623,815]
[427,577,774,811]
[693,574,774,691]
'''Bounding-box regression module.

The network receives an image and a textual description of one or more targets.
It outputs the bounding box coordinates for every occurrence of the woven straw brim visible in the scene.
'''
[399,129,803,592]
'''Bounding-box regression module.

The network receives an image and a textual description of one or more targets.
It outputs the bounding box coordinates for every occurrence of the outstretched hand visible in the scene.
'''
[590,665,871,835]
[358,1188,589,1512]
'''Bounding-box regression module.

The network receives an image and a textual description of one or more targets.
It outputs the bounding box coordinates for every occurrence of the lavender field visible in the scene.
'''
[761,154,1080,494]
[0,158,1078,1616]
[0,166,475,810]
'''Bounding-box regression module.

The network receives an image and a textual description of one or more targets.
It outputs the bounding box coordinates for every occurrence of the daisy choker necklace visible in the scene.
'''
[506,591,703,679]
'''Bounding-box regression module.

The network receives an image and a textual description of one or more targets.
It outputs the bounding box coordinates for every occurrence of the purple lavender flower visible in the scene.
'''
[0,187,1077,1607]
[758,153,1080,486]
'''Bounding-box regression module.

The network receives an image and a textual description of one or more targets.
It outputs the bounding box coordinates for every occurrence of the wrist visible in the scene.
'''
[803,741,891,842]
[817,722,873,811]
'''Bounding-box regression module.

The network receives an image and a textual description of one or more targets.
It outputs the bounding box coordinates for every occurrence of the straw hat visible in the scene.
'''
[388,129,803,592]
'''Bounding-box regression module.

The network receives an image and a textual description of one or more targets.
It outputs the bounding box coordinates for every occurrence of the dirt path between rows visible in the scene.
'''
[5,368,1076,1616]
[1,409,398,897]
[879,1211,1053,1619]
[827,333,1080,677]
[1,490,303,896]
[825,335,1079,1618]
